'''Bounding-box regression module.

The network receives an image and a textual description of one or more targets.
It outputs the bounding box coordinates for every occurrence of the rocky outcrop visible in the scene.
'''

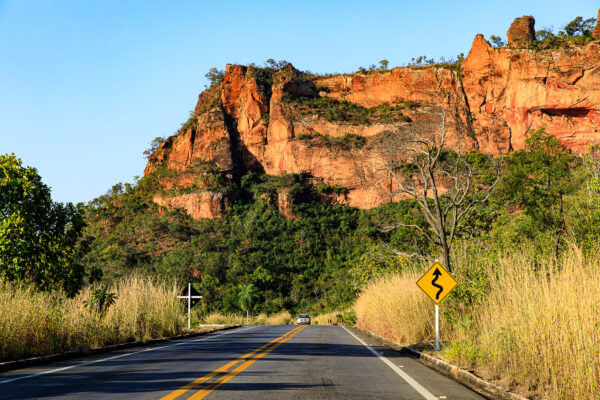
[507,16,535,47]
[153,192,229,219]
[593,9,600,39]
[145,14,600,219]
[462,34,600,153]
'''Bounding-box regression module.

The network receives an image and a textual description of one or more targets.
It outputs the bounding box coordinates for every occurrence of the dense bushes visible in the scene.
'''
[283,95,412,124]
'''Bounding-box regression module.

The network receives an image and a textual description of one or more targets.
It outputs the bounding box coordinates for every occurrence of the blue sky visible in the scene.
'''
[1,0,598,204]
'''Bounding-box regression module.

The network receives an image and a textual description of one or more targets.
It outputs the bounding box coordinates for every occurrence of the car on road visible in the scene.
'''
[296,314,311,325]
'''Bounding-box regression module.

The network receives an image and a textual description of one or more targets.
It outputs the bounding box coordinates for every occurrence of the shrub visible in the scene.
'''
[282,95,411,125]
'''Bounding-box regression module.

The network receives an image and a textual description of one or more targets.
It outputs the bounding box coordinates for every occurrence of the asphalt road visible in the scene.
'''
[0,325,485,399]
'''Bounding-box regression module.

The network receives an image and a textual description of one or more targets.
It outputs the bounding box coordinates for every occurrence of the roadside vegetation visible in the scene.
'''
[354,244,600,399]
[0,276,186,361]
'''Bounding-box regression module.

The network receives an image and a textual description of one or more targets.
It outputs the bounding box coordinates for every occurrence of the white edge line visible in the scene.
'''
[341,326,439,400]
[0,326,256,385]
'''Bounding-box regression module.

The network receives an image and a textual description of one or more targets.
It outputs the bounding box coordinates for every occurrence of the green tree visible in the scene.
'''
[378,59,390,70]
[499,129,577,259]
[238,283,259,323]
[0,154,91,295]
[489,35,505,47]
[559,16,596,37]
[205,67,224,88]
[143,137,165,159]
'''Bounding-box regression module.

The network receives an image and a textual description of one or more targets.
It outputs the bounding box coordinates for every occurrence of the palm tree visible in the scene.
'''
[238,284,259,324]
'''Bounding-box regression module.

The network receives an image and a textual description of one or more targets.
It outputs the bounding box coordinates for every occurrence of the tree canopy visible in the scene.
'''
[0,153,92,295]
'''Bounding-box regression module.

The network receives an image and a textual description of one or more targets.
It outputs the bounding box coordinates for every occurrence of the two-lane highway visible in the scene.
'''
[0,325,485,399]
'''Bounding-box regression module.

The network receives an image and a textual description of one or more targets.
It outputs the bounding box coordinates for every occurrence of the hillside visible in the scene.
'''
[79,12,600,316]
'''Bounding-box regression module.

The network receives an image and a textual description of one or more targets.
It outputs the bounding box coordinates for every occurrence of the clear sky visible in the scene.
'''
[1,0,598,204]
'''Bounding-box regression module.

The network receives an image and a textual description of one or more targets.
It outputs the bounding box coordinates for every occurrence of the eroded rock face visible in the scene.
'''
[462,35,600,153]
[507,16,535,47]
[145,15,600,219]
[593,9,600,39]
[153,192,229,219]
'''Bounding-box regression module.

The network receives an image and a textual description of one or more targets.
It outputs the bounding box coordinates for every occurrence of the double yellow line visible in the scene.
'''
[160,325,306,400]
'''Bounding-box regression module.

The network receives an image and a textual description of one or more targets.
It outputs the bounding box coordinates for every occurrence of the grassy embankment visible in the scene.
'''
[0,277,188,362]
[353,244,600,399]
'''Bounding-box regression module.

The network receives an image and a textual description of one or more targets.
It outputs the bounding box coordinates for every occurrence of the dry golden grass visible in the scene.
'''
[202,311,291,325]
[312,311,339,325]
[264,311,292,325]
[468,246,600,399]
[353,246,600,399]
[202,313,244,325]
[354,271,433,344]
[0,276,186,361]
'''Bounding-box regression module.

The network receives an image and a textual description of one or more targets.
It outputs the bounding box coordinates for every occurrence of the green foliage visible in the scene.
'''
[295,132,366,150]
[559,16,596,38]
[489,35,506,47]
[407,54,464,71]
[315,183,349,196]
[84,285,117,316]
[238,283,259,317]
[492,129,580,259]
[337,310,356,326]
[283,95,411,125]
[498,129,576,231]
[205,67,224,88]
[533,15,597,49]
[0,154,90,296]
[315,85,331,93]
[378,59,389,70]
[143,137,165,159]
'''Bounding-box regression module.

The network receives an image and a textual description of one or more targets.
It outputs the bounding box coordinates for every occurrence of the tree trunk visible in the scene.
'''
[246,309,249,324]
[441,244,451,273]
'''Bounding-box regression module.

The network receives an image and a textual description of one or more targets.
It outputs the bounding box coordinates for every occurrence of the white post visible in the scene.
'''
[187,282,191,330]
[435,304,439,351]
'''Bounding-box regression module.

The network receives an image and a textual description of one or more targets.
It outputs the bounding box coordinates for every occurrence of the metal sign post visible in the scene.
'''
[177,283,202,330]
[435,305,439,351]
[416,262,458,351]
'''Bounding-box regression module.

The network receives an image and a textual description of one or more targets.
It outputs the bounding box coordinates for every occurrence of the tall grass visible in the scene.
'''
[200,311,292,325]
[469,247,600,399]
[312,311,340,325]
[0,276,186,362]
[354,271,432,344]
[353,245,600,399]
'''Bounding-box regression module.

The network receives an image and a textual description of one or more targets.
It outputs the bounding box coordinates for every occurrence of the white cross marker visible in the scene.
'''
[177,283,202,330]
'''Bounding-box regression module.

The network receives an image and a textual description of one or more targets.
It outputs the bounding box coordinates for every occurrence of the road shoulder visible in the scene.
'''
[0,324,239,373]
[348,326,527,400]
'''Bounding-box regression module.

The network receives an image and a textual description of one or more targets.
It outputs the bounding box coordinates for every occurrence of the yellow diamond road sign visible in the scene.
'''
[416,262,458,304]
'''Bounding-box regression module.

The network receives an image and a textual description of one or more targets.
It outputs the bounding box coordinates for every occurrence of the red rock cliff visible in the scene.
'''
[145,14,600,219]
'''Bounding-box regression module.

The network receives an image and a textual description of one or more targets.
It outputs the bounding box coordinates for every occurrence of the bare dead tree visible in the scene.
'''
[374,104,499,272]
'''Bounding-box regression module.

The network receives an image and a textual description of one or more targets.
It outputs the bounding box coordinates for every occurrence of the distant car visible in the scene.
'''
[296,314,311,325]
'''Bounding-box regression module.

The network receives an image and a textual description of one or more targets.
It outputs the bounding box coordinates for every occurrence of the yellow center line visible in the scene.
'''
[188,325,306,400]
[159,326,304,400]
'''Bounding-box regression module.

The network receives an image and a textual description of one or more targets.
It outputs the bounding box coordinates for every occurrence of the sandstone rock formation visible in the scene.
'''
[153,192,229,219]
[507,16,535,46]
[145,14,600,219]
[594,9,600,39]
[462,34,600,153]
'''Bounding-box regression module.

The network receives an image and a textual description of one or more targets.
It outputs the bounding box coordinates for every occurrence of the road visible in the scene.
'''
[0,325,485,399]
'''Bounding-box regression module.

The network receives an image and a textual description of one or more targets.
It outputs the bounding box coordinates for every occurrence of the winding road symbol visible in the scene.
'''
[416,262,458,304]
[431,268,443,299]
